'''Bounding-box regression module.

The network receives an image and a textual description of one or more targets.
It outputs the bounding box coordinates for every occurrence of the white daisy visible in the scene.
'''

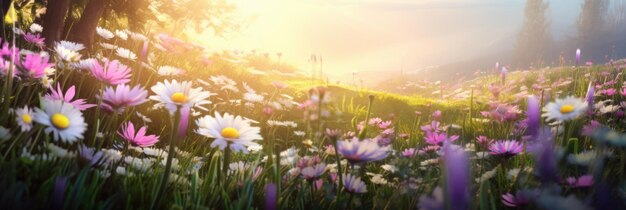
[96,27,114,39]
[99,42,118,50]
[56,40,85,51]
[54,45,82,62]
[29,23,43,33]
[157,66,184,76]
[72,58,98,70]
[15,105,34,132]
[195,112,263,153]
[33,99,87,143]
[115,48,137,60]
[542,96,588,122]
[115,30,128,40]
[150,80,213,114]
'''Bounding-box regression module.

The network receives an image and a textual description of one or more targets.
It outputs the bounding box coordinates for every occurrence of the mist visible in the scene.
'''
[197,0,594,84]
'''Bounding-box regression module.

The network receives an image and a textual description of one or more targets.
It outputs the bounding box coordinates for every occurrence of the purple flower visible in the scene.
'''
[576,48,581,66]
[45,83,96,111]
[19,53,52,79]
[527,128,558,183]
[118,121,159,147]
[488,140,524,158]
[78,145,105,167]
[502,191,532,207]
[265,183,277,210]
[52,176,68,209]
[481,103,520,123]
[23,33,45,47]
[425,131,458,145]
[342,174,367,193]
[476,135,493,147]
[418,187,444,210]
[420,121,442,132]
[582,120,601,136]
[526,96,540,139]
[600,88,616,96]
[402,148,416,157]
[564,175,593,188]
[432,110,442,121]
[100,84,148,113]
[89,59,131,85]
[337,137,390,163]
[443,142,470,210]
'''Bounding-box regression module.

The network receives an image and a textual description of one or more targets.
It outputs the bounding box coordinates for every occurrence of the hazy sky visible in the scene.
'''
[194,0,584,81]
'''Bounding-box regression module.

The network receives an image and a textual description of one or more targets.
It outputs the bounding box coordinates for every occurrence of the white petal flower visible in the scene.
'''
[15,105,34,132]
[542,96,588,122]
[150,79,214,114]
[195,112,263,154]
[96,27,115,39]
[33,99,87,143]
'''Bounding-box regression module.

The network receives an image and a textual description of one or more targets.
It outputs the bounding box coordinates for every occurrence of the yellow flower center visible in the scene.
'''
[221,127,240,139]
[51,113,70,129]
[21,114,32,123]
[559,104,575,114]
[171,92,188,103]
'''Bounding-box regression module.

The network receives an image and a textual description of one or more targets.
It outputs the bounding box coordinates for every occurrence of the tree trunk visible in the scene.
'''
[41,0,70,47]
[68,0,109,50]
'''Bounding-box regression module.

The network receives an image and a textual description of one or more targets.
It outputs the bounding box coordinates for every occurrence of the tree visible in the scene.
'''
[41,0,70,47]
[68,0,111,49]
[514,0,552,68]
[577,0,609,50]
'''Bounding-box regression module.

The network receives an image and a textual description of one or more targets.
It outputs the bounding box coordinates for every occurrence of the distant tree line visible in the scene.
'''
[1,0,238,50]
[515,0,626,68]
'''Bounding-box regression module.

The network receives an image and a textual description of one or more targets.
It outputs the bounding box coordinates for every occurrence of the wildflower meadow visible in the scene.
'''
[1,1,626,210]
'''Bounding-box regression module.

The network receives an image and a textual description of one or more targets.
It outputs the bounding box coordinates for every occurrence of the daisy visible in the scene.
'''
[33,99,87,143]
[118,122,159,147]
[96,27,114,39]
[29,23,43,33]
[489,140,524,158]
[342,174,367,193]
[150,79,213,114]
[23,33,45,47]
[337,137,390,163]
[115,48,137,60]
[100,84,148,113]
[54,45,82,62]
[15,105,34,132]
[89,59,131,85]
[115,30,128,40]
[157,66,184,76]
[195,112,262,153]
[56,41,85,52]
[45,83,95,111]
[301,163,326,181]
[19,53,53,79]
[542,96,588,122]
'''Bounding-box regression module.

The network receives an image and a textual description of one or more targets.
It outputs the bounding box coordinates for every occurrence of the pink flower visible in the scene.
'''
[488,140,524,158]
[476,135,492,146]
[432,110,442,121]
[45,83,95,111]
[620,87,626,97]
[402,148,416,157]
[19,53,52,78]
[424,131,458,145]
[118,122,159,147]
[564,175,593,188]
[481,103,520,123]
[420,121,442,132]
[89,59,131,85]
[23,33,45,47]
[100,84,148,113]
[600,88,617,96]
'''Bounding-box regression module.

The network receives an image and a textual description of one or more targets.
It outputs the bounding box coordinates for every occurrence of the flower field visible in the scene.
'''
[2,2,626,210]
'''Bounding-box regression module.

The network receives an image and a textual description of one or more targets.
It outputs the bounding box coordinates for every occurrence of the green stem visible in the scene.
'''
[151,108,181,210]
